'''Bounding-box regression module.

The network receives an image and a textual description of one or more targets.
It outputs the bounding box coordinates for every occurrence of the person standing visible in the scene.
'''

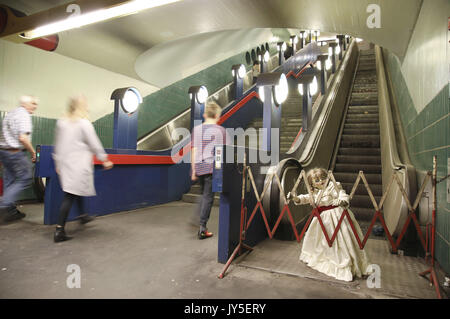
[252,61,260,85]
[52,95,113,242]
[0,96,38,223]
[191,102,229,239]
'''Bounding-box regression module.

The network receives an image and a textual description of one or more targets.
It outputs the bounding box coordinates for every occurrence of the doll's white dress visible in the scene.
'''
[294,182,371,281]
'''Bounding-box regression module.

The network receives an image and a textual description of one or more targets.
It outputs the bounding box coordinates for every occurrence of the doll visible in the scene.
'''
[287,168,371,282]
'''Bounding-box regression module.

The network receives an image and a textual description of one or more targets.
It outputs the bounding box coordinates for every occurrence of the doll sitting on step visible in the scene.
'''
[287,167,371,282]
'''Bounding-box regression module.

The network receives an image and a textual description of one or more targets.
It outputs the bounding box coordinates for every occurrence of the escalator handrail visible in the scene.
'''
[375,46,405,171]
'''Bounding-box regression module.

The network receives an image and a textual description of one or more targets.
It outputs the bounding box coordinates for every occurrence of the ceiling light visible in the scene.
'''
[20,0,181,39]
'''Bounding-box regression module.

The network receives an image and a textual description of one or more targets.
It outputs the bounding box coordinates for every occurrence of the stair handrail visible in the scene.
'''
[375,45,416,236]
[296,39,359,166]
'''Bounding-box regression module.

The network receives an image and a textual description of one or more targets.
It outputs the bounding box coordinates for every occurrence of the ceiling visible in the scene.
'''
[0,0,423,88]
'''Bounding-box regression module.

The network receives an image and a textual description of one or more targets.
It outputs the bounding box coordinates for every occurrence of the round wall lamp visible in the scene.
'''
[298,75,318,97]
[277,41,287,52]
[273,73,288,105]
[263,50,270,63]
[111,87,142,114]
[257,72,288,106]
[232,64,246,79]
[188,85,208,104]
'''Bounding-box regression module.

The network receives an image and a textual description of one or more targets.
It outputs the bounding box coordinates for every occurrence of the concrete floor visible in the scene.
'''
[0,201,442,299]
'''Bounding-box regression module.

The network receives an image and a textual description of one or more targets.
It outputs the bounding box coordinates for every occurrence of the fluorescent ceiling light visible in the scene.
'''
[21,0,181,39]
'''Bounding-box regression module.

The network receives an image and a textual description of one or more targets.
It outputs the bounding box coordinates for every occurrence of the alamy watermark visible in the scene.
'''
[366,264,381,288]
[66,264,81,289]
[367,4,381,29]
[171,120,281,171]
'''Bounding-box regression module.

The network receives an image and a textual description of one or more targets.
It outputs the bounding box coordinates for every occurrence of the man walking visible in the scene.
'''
[191,102,229,239]
[0,96,38,223]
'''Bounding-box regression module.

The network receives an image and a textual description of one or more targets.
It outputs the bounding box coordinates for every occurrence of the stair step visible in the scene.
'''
[349,194,382,208]
[336,155,381,165]
[346,113,379,120]
[341,183,383,196]
[347,106,379,114]
[344,123,379,129]
[338,147,381,156]
[343,128,379,135]
[340,135,380,148]
[345,117,380,124]
[333,172,382,184]
[349,207,377,222]
[335,163,381,174]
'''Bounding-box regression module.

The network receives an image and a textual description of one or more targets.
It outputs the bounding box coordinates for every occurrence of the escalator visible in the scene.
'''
[330,48,383,232]
[267,42,417,249]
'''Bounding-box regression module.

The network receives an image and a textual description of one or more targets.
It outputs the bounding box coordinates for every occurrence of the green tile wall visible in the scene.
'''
[384,49,450,274]
[135,50,253,139]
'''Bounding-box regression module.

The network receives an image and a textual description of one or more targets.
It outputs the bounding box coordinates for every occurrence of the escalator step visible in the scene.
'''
[341,183,383,196]
[348,207,377,222]
[346,113,379,120]
[345,117,380,124]
[340,135,380,148]
[338,147,381,156]
[348,194,382,208]
[335,163,381,174]
[343,128,379,135]
[344,123,379,129]
[347,106,379,114]
[333,172,382,184]
[336,155,381,164]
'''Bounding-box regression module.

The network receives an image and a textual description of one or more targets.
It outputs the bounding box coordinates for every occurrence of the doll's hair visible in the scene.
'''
[306,167,328,188]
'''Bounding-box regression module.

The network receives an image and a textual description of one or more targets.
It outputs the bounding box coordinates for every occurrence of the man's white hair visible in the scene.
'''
[19,95,38,105]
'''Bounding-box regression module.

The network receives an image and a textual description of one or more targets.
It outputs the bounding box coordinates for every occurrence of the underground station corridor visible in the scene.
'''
[0,0,449,308]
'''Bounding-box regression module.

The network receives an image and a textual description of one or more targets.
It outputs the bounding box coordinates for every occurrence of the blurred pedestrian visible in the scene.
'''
[252,60,260,85]
[191,102,229,239]
[0,96,38,224]
[52,95,113,242]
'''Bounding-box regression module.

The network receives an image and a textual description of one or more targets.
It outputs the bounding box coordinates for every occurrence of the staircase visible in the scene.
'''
[332,49,383,229]
[182,88,305,206]
[245,88,306,153]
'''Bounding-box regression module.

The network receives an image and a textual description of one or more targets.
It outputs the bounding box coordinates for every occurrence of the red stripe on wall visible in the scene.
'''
[217,91,260,125]
[93,142,192,165]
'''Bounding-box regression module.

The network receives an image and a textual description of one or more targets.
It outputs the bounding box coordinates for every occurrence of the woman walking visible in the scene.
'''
[52,95,113,242]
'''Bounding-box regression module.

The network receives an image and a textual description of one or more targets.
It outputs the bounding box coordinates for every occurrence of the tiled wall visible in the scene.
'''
[384,50,450,274]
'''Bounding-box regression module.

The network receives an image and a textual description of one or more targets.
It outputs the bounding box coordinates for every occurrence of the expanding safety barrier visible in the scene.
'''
[218,155,444,299]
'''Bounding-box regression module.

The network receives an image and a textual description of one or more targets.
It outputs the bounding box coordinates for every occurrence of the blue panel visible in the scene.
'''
[217,145,269,263]
[42,162,191,225]
[218,193,231,263]
[113,101,139,150]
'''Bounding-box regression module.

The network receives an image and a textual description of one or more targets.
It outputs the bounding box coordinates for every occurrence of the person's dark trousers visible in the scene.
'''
[57,192,84,227]
[0,150,31,216]
[198,174,214,232]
